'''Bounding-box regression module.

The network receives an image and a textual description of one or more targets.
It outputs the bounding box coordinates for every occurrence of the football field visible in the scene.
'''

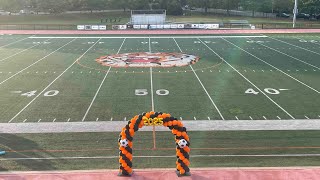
[1,33,320,171]
[0,34,319,122]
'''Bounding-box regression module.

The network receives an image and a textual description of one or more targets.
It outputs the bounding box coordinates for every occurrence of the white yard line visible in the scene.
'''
[248,38,320,71]
[150,67,155,112]
[222,38,320,94]
[0,38,77,86]
[1,154,320,161]
[149,37,155,112]
[81,38,126,121]
[200,38,295,120]
[82,67,112,122]
[0,36,32,49]
[173,38,225,120]
[190,65,225,120]
[0,44,39,62]
[29,35,268,39]
[8,38,101,123]
[268,36,320,56]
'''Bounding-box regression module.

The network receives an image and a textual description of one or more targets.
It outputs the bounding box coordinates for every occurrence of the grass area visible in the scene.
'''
[0,33,320,171]
[0,34,320,121]
[0,130,320,171]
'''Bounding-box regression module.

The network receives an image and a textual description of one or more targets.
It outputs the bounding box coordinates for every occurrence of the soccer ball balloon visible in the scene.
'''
[120,139,128,147]
[178,139,188,148]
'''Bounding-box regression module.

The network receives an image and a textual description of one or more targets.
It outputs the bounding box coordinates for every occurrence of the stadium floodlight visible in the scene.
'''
[293,0,298,28]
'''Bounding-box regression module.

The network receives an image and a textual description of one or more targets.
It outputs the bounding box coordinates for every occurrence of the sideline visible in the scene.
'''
[0,120,320,133]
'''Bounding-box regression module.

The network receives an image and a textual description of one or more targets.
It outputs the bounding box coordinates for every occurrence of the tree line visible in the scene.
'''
[0,0,319,15]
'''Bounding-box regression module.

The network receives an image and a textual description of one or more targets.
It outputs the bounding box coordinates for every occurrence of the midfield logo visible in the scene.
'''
[96,52,199,68]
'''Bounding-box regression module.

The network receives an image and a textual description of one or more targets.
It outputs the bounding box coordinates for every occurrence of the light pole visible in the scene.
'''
[293,0,298,28]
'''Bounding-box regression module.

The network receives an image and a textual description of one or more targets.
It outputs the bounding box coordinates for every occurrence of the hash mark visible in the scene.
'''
[180,117,182,120]
[262,70,265,72]
[305,116,310,119]
[53,118,56,122]
[263,116,267,120]
[110,117,113,121]
[67,118,71,122]
[96,118,99,121]
[208,117,211,120]
[249,116,253,120]
[124,117,127,121]
[235,116,239,120]
[23,119,27,123]
[194,117,197,120]
[253,70,255,72]
[277,116,281,120]
[38,119,42,122]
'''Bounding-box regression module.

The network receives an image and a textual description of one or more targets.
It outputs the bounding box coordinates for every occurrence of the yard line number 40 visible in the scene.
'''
[20,90,59,97]
[245,88,289,95]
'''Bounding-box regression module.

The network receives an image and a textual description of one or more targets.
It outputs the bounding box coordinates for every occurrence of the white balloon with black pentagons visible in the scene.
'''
[178,139,188,148]
[120,139,129,147]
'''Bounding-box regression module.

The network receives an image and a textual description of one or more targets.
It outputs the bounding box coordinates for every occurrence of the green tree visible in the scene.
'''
[167,0,183,15]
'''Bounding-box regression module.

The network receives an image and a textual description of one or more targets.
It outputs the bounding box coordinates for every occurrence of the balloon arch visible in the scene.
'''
[118,112,191,177]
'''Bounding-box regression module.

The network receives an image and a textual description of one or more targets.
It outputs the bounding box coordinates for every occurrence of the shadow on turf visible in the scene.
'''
[0,133,64,171]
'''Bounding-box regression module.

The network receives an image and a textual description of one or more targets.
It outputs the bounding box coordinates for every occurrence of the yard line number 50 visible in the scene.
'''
[135,89,169,96]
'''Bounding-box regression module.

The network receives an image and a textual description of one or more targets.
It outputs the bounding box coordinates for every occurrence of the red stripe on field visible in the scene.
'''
[1,167,320,180]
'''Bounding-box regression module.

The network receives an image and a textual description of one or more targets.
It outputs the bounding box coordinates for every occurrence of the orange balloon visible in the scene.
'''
[122,162,128,168]
[172,120,178,126]
[180,169,185,175]
[145,113,150,118]
[183,159,189,164]
[167,121,172,126]
[176,131,182,137]
[184,146,190,153]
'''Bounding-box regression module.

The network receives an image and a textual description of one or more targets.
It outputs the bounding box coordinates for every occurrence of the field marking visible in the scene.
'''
[199,38,295,119]
[0,43,41,62]
[150,67,155,112]
[29,35,268,39]
[81,68,112,122]
[8,39,101,123]
[2,154,320,161]
[149,38,155,112]
[2,120,320,132]
[249,116,253,120]
[222,38,320,94]
[0,36,32,49]
[267,36,320,56]
[81,38,128,121]
[249,38,320,71]
[0,38,77,86]
[173,38,225,120]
